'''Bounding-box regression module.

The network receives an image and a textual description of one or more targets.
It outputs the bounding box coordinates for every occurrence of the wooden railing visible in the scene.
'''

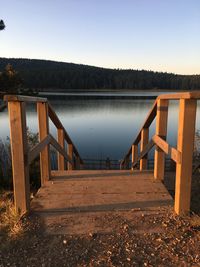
[4,95,83,214]
[121,91,200,215]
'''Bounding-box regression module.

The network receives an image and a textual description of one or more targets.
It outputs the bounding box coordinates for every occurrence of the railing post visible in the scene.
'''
[67,143,74,170]
[140,128,149,170]
[8,101,30,214]
[131,144,138,170]
[175,99,197,215]
[57,128,65,170]
[154,99,169,180]
[37,102,50,185]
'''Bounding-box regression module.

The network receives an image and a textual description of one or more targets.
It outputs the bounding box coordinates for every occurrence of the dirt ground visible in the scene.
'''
[0,210,200,267]
[0,172,200,267]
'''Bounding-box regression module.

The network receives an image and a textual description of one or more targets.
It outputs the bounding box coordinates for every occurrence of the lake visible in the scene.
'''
[1,91,200,161]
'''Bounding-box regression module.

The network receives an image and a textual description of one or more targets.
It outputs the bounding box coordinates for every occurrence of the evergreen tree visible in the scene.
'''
[0,20,5,30]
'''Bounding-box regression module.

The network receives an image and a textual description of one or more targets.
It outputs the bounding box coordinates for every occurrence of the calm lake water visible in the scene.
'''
[1,91,200,160]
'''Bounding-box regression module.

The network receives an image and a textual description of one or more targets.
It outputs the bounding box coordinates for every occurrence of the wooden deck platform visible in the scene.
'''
[31,170,173,235]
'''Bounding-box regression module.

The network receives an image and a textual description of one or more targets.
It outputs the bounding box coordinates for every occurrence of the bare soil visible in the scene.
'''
[0,211,200,267]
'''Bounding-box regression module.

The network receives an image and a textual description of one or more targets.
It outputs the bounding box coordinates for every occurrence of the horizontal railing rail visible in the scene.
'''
[121,91,200,215]
[4,94,84,214]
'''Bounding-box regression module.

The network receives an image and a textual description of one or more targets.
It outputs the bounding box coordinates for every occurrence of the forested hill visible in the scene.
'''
[0,57,200,90]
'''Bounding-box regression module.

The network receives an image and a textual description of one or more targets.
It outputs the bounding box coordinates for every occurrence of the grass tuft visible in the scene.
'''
[0,191,22,237]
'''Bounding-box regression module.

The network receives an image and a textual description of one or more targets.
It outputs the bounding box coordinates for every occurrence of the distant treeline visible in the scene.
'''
[0,57,200,91]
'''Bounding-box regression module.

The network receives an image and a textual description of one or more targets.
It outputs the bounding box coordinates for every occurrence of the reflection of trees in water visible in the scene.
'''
[49,99,154,113]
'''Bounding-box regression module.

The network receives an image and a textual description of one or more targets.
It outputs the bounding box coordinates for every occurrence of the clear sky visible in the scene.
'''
[1,0,200,74]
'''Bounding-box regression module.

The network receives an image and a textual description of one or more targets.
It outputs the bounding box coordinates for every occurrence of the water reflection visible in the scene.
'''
[0,98,199,160]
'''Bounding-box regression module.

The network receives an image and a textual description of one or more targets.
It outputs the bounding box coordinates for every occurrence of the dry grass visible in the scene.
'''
[190,214,200,228]
[0,191,22,237]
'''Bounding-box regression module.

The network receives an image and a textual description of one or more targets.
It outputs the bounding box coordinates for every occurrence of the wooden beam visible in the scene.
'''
[158,91,200,100]
[37,102,50,185]
[140,128,149,170]
[121,100,157,163]
[152,135,181,164]
[49,135,72,163]
[28,135,51,164]
[175,99,197,215]
[57,128,65,170]
[131,144,138,170]
[4,95,47,103]
[154,99,168,180]
[48,103,84,164]
[67,143,74,170]
[132,139,154,168]
[8,102,30,214]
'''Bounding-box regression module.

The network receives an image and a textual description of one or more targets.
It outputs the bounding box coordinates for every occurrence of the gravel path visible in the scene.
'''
[0,211,199,267]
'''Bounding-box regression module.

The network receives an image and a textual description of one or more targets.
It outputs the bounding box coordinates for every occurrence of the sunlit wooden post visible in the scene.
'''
[175,99,197,215]
[131,144,138,170]
[140,128,149,170]
[37,102,50,185]
[8,101,30,214]
[57,128,65,170]
[154,99,169,180]
[67,143,74,170]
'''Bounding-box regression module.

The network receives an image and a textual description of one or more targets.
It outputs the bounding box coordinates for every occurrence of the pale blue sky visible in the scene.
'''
[1,0,200,74]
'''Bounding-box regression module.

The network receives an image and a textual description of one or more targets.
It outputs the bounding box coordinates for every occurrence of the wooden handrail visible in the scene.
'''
[122,91,200,164]
[121,91,199,215]
[5,94,84,215]
[49,134,73,163]
[28,135,51,164]
[131,135,181,168]
[122,100,157,163]
[4,95,47,103]
[48,103,83,164]
[152,135,181,164]
[157,91,200,100]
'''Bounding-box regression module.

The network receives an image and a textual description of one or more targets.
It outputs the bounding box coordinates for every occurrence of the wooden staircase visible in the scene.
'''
[31,169,173,235]
[3,91,200,218]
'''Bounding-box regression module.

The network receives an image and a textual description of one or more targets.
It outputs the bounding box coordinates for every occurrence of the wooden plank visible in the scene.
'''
[4,95,47,103]
[158,91,200,100]
[67,143,74,170]
[140,128,149,170]
[28,135,51,164]
[57,129,65,170]
[49,135,72,163]
[37,102,51,185]
[174,99,197,215]
[152,135,181,164]
[8,101,30,214]
[131,144,138,170]
[154,99,168,180]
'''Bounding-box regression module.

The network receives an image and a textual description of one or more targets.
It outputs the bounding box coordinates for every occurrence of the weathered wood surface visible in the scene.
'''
[31,170,173,234]
[4,95,47,102]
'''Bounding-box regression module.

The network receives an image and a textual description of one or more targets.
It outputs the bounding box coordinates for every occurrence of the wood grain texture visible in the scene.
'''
[37,102,51,185]
[154,99,168,181]
[175,99,197,215]
[8,102,30,214]
[4,95,47,102]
